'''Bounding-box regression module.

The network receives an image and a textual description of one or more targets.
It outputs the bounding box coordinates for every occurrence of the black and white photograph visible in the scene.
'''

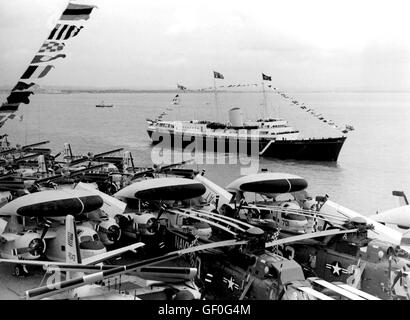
[0,0,409,309]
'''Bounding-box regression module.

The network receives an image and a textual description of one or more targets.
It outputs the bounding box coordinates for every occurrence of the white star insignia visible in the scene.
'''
[223,276,236,291]
[332,262,342,276]
[326,261,347,276]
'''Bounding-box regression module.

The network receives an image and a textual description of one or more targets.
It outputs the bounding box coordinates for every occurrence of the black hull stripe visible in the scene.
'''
[147,129,346,161]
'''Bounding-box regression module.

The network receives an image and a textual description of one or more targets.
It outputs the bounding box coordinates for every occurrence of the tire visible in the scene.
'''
[14,265,23,277]
[13,264,29,277]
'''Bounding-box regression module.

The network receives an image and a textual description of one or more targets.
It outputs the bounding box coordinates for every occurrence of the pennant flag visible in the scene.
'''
[177,83,187,90]
[60,3,96,21]
[31,53,66,64]
[48,24,84,40]
[213,71,224,79]
[38,41,65,53]
[6,91,34,104]
[262,73,272,81]
[0,103,19,113]
[11,81,35,91]
[21,65,54,79]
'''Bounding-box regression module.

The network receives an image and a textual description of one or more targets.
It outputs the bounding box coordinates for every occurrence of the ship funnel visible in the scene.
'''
[229,107,243,127]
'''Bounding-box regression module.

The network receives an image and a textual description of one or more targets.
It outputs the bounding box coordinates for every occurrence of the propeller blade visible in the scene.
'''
[391,270,403,289]
[40,223,51,240]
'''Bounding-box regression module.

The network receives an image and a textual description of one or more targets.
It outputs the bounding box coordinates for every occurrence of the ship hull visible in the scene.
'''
[147,129,346,161]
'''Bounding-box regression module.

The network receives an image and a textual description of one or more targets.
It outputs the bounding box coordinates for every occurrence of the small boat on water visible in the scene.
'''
[96,101,113,108]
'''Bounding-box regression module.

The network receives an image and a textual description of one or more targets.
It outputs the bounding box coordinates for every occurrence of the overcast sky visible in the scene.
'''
[1,0,410,90]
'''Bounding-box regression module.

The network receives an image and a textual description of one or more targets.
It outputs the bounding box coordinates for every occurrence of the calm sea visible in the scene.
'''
[1,90,409,215]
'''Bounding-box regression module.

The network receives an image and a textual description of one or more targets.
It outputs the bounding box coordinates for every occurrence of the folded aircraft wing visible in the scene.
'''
[82,242,145,265]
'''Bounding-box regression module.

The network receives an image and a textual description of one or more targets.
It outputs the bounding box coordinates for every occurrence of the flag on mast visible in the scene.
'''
[20,65,54,79]
[213,71,224,79]
[60,3,97,21]
[262,73,272,81]
[38,41,65,53]
[0,2,97,128]
[48,24,84,40]
[31,54,66,64]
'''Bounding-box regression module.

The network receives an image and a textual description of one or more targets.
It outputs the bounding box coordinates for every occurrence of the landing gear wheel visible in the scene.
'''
[13,264,29,277]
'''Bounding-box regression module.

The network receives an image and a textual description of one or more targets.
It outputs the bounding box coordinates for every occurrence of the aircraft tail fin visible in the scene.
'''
[37,155,47,174]
[122,151,135,173]
[393,191,409,207]
[63,143,73,163]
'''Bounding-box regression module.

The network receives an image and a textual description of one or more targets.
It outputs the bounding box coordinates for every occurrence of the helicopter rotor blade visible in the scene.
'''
[25,239,246,300]
[34,164,108,184]
[265,228,358,248]
[92,148,124,159]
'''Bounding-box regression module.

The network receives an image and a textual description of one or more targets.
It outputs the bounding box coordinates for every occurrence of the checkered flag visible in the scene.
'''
[272,228,281,241]
[270,228,281,254]
[39,41,65,53]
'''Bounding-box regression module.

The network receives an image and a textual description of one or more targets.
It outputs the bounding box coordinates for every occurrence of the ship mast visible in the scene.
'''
[212,71,224,121]
[261,80,268,119]
[261,73,272,119]
[213,77,219,120]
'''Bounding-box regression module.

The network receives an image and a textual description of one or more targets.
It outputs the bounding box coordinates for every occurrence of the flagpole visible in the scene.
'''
[214,77,219,120]
[262,80,267,118]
